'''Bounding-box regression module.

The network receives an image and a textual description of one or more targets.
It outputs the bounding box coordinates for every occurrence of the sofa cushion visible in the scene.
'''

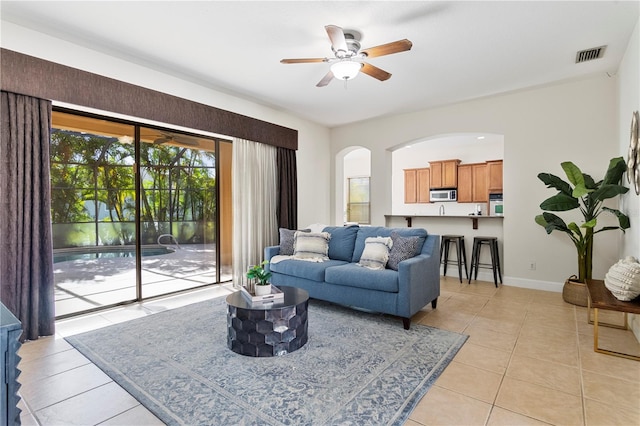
[352,227,427,263]
[293,231,330,261]
[279,228,310,255]
[358,236,392,270]
[270,258,348,282]
[387,232,423,271]
[322,225,359,262]
[325,263,399,293]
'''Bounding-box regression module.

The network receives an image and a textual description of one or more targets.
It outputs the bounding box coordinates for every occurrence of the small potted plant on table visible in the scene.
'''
[247,260,272,296]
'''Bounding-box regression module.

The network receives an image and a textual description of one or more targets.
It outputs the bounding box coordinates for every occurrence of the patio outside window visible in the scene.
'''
[51,110,233,318]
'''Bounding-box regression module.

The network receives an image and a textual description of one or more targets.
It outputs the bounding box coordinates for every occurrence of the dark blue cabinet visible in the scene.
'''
[1,303,22,426]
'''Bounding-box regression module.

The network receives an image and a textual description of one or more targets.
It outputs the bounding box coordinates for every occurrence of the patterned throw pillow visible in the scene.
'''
[293,231,331,261]
[387,232,422,271]
[358,236,393,270]
[279,228,310,255]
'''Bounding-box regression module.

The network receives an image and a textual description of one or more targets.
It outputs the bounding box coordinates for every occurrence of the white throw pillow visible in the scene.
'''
[358,236,393,270]
[293,231,331,261]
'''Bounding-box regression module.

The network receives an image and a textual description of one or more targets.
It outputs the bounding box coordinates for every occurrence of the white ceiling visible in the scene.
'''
[1,1,638,128]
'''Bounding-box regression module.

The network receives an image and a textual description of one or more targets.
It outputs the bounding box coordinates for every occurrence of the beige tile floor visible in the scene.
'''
[17,277,640,425]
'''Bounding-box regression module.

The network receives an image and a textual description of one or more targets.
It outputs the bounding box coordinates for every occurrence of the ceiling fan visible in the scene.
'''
[281,25,413,87]
[154,132,198,147]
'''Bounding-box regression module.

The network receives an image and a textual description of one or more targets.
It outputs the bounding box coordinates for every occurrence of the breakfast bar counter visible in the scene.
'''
[385,214,504,229]
[385,214,505,282]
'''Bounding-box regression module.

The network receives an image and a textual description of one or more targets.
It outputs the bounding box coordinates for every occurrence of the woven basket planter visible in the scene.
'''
[562,276,588,307]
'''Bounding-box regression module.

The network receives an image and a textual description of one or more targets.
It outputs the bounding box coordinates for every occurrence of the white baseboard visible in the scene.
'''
[501,276,563,293]
[440,266,563,292]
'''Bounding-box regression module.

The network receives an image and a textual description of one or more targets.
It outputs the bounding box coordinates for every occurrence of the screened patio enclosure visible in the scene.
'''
[51,110,233,318]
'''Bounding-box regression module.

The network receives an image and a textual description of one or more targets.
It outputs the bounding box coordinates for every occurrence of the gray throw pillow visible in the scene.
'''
[387,232,422,271]
[279,228,310,255]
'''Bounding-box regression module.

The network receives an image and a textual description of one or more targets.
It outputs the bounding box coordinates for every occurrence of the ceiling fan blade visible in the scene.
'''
[281,58,328,64]
[316,70,335,87]
[325,25,348,54]
[154,137,171,144]
[361,63,392,81]
[174,136,199,147]
[361,39,413,58]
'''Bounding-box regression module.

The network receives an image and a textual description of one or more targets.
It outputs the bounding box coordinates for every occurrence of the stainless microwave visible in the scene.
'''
[430,189,457,202]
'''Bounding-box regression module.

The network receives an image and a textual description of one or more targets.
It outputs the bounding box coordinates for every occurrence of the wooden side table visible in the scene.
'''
[586,279,640,361]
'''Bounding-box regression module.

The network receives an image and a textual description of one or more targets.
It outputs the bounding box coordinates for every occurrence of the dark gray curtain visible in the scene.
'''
[0,91,55,341]
[276,147,297,230]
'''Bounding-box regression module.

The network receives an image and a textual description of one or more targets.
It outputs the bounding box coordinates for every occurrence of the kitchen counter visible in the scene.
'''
[385,214,503,229]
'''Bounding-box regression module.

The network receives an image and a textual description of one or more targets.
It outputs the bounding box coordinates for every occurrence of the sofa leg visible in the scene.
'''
[402,317,411,330]
[431,298,438,309]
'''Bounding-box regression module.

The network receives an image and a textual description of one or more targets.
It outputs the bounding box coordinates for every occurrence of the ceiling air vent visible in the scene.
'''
[575,45,606,63]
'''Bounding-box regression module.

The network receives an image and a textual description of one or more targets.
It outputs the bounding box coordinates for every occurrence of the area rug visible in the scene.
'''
[66,296,467,425]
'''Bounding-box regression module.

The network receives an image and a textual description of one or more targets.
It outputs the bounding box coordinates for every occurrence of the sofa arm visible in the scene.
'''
[264,245,280,262]
[396,234,441,317]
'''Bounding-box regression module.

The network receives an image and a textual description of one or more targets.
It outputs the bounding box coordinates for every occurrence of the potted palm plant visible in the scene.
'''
[246,260,272,296]
[535,157,630,306]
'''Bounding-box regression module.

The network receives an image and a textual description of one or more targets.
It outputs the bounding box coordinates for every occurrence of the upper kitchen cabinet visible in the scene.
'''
[487,160,503,193]
[417,168,431,203]
[457,163,487,203]
[404,169,417,203]
[430,159,460,188]
[404,168,431,203]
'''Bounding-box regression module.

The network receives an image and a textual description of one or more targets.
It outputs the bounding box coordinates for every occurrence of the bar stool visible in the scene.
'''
[469,236,502,287]
[440,235,468,283]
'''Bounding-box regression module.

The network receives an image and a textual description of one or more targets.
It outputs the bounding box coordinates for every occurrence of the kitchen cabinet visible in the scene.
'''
[472,163,488,202]
[457,163,487,203]
[487,160,503,193]
[430,159,460,188]
[404,169,417,203]
[456,164,473,202]
[417,168,431,203]
[404,168,430,203]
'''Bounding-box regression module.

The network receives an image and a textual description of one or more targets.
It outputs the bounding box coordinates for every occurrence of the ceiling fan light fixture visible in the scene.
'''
[331,60,362,80]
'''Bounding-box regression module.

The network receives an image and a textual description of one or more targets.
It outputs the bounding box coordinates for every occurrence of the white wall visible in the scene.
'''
[0,21,333,228]
[331,75,621,290]
[617,17,640,338]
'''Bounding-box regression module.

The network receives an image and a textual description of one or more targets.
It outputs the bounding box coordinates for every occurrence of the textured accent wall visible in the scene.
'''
[0,48,297,150]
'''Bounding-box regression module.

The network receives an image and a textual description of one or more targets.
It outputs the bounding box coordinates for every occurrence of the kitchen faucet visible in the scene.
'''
[439,204,445,216]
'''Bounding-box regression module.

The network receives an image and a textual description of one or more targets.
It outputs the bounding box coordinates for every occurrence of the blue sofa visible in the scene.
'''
[264,225,440,329]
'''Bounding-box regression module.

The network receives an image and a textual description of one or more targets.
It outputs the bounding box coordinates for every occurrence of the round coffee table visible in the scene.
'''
[226,286,309,357]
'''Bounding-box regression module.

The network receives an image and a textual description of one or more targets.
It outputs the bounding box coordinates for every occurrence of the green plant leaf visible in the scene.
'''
[541,212,570,233]
[567,221,582,236]
[534,214,548,227]
[594,226,624,234]
[537,173,572,195]
[540,193,580,211]
[590,184,629,201]
[602,157,627,185]
[581,218,597,229]
[602,207,631,230]
[561,162,584,187]
[583,174,598,189]
[572,183,591,198]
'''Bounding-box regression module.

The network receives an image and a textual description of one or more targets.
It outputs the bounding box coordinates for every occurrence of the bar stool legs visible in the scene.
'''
[469,236,502,287]
[440,235,468,283]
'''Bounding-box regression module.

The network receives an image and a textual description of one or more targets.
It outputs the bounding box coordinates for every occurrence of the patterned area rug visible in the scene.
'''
[66,296,467,425]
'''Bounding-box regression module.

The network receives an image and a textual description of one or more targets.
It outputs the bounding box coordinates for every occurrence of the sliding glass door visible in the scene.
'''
[138,127,219,298]
[51,110,232,318]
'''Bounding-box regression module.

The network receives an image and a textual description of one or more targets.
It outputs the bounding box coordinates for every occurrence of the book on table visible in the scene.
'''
[240,285,284,304]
